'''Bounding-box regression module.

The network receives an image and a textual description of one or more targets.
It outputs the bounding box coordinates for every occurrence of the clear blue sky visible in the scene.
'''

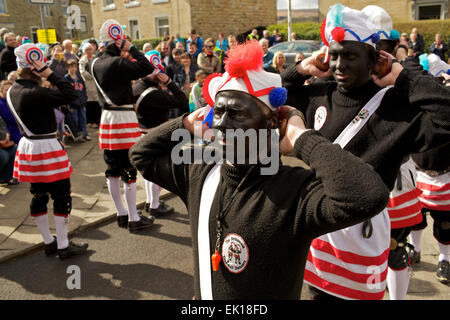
[277,0,319,9]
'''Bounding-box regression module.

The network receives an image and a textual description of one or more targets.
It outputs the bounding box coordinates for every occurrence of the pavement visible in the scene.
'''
[0,127,170,263]
[0,127,449,299]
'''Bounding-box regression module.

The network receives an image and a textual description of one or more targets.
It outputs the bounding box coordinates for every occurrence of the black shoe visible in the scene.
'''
[44,237,58,256]
[150,201,174,216]
[128,214,155,233]
[58,241,88,260]
[409,248,421,264]
[144,202,151,213]
[436,260,450,284]
[117,215,128,228]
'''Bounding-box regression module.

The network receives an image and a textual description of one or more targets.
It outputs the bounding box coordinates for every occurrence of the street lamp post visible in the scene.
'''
[287,0,292,42]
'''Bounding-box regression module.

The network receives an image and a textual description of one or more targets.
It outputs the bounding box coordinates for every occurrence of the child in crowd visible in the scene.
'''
[188,69,207,112]
[64,59,90,141]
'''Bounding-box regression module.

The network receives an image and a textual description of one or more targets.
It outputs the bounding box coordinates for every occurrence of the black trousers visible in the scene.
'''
[412,208,450,244]
[103,149,137,183]
[29,178,71,216]
[86,101,101,125]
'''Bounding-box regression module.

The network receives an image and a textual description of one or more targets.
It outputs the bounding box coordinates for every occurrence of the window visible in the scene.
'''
[61,0,67,16]
[418,5,441,19]
[155,17,169,38]
[80,16,87,33]
[104,0,114,5]
[129,19,140,40]
[0,0,7,14]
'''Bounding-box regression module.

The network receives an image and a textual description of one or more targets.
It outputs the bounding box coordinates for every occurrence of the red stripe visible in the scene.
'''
[419,192,450,201]
[419,201,450,211]
[391,213,423,229]
[307,251,387,284]
[14,168,72,183]
[99,142,136,150]
[304,269,385,300]
[100,123,139,130]
[99,131,141,139]
[387,189,422,207]
[15,149,67,161]
[311,238,390,266]
[53,212,68,217]
[387,202,422,219]
[417,182,450,192]
[14,159,71,172]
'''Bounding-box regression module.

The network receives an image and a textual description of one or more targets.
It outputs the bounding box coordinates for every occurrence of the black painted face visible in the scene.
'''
[329,41,375,90]
[212,90,277,164]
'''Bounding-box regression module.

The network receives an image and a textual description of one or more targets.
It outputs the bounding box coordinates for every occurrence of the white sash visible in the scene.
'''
[198,164,221,300]
[333,87,390,147]
[135,86,157,110]
[91,58,115,106]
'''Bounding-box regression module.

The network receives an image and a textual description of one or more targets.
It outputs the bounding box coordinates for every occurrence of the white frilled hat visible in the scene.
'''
[361,5,400,41]
[321,3,380,48]
[426,53,450,77]
[99,19,124,45]
[14,43,44,69]
[202,40,287,111]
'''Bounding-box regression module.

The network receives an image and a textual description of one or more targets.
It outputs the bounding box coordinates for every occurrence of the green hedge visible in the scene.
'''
[266,21,321,41]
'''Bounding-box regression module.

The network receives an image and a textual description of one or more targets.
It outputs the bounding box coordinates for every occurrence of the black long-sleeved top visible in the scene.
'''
[282,65,450,191]
[132,78,188,129]
[129,117,389,299]
[8,73,78,135]
[91,46,153,107]
[0,46,17,75]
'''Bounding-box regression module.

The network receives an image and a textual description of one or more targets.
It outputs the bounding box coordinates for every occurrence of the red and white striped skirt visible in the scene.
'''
[416,171,450,211]
[99,109,141,150]
[387,160,423,229]
[304,208,390,300]
[13,138,72,183]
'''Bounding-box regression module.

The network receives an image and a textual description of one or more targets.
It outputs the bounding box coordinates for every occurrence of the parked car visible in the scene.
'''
[268,40,321,65]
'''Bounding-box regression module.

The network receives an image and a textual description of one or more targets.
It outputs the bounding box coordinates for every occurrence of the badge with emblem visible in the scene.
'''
[221,234,249,273]
[352,109,369,123]
[314,106,327,130]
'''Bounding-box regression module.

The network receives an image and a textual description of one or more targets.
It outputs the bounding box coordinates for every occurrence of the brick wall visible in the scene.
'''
[91,0,276,41]
[189,0,277,39]
[318,0,412,22]
[0,0,93,42]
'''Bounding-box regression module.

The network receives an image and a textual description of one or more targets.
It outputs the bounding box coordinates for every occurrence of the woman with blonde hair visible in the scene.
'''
[267,51,286,74]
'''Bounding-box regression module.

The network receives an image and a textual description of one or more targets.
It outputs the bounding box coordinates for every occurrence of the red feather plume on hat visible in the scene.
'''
[224,40,263,78]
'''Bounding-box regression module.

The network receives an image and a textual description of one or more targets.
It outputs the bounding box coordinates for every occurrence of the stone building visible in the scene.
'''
[319,0,449,22]
[0,0,94,42]
[90,0,277,41]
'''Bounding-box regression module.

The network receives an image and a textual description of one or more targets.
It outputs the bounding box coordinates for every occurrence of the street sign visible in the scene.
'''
[36,29,57,44]
[27,0,56,5]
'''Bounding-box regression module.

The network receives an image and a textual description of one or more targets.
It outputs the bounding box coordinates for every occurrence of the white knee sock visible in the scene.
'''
[387,267,410,300]
[410,229,424,252]
[437,242,450,262]
[107,177,128,216]
[33,214,54,244]
[124,182,140,222]
[145,179,161,209]
[53,215,69,250]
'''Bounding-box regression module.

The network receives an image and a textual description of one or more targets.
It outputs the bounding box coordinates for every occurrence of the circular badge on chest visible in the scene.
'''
[221,233,249,273]
[314,106,328,130]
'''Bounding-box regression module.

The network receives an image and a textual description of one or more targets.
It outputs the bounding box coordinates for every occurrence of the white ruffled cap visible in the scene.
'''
[362,5,398,40]
[205,69,283,111]
[14,43,44,69]
[323,4,379,47]
[427,53,450,77]
[99,19,124,44]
